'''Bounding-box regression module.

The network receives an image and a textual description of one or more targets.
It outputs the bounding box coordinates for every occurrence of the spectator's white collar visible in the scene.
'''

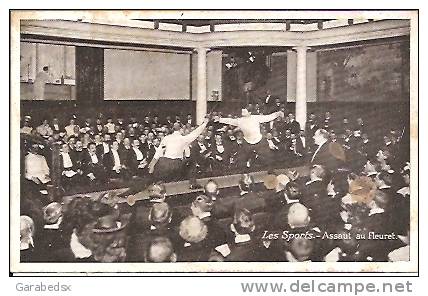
[285,251,311,262]
[369,207,385,216]
[44,216,63,230]
[306,178,322,185]
[70,231,92,259]
[197,212,211,219]
[230,224,251,244]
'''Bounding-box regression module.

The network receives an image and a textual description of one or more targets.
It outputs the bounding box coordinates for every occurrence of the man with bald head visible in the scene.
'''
[148,118,209,181]
[144,237,177,263]
[204,179,220,201]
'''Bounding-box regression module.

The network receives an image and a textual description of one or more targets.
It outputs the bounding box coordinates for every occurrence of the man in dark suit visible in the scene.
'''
[59,143,82,189]
[263,90,278,114]
[188,135,212,188]
[228,131,249,171]
[311,129,346,172]
[305,113,319,153]
[127,139,148,177]
[126,202,181,262]
[190,195,230,250]
[175,216,218,262]
[214,174,266,219]
[224,208,266,261]
[287,113,301,136]
[80,142,107,184]
[103,141,130,179]
[210,134,229,174]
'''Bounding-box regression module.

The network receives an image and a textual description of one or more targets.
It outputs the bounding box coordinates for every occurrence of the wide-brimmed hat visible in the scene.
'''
[349,176,377,204]
[263,174,278,190]
[92,213,131,234]
[276,174,290,190]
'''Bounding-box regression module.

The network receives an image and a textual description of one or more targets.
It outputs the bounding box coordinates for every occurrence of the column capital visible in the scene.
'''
[292,46,310,52]
[194,47,210,54]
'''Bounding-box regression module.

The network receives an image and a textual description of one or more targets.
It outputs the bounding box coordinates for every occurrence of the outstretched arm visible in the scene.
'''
[183,118,209,144]
[254,111,284,123]
[148,138,166,173]
[217,117,239,126]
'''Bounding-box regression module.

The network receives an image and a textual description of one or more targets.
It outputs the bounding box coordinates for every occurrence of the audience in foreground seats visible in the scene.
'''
[20,99,410,263]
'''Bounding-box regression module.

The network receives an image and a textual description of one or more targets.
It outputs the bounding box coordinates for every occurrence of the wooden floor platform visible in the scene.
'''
[63,166,309,205]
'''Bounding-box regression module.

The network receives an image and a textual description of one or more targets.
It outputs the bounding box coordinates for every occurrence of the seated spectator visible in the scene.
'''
[104,141,130,179]
[64,119,77,138]
[105,118,116,134]
[20,215,37,262]
[81,142,106,184]
[59,143,82,189]
[36,119,53,138]
[128,139,148,177]
[143,237,177,263]
[388,228,410,262]
[224,208,266,261]
[214,174,265,218]
[374,171,394,197]
[311,129,346,172]
[51,198,130,262]
[287,113,301,136]
[38,202,68,260]
[211,134,228,173]
[21,116,33,134]
[176,216,210,262]
[204,179,220,201]
[25,144,51,186]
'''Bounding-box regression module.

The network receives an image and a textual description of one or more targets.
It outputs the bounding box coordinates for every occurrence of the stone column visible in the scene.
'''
[196,47,208,125]
[294,46,308,131]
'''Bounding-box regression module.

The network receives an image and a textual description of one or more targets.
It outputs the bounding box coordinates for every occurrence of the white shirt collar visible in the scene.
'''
[284,193,299,204]
[285,251,311,262]
[397,187,410,196]
[311,140,327,162]
[197,212,211,219]
[70,231,92,259]
[367,171,378,176]
[305,178,322,185]
[369,207,385,216]
[20,237,34,250]
[230,224,251,244]
[44,216,63,229]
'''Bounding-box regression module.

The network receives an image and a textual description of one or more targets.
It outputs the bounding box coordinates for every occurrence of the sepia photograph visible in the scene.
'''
[9,9,418,274]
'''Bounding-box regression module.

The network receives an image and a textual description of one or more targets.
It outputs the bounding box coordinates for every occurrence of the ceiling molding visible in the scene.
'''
[20,19,410,50]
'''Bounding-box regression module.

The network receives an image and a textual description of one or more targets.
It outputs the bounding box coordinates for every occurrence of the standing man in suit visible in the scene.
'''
[287,113,301,136]
[33,66,52,100]
[311,129,346,172]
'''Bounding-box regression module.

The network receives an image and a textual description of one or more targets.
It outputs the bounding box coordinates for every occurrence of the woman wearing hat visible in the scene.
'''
[49,198,130,263]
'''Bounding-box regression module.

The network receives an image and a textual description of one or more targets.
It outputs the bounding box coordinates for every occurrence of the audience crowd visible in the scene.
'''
[20,96,410,263]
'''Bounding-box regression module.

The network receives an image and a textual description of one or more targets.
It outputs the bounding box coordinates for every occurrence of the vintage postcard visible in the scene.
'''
[10,9,418,274]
